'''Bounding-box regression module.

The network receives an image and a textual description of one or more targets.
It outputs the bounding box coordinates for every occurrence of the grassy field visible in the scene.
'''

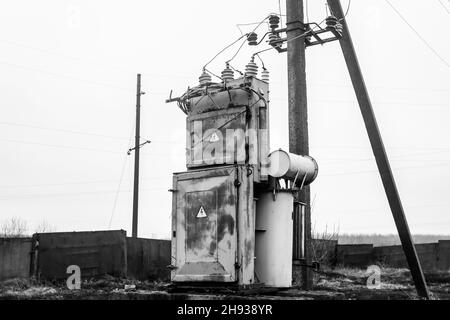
[314,266,450,300]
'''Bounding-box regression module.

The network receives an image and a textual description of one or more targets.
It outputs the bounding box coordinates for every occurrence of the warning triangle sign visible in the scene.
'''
[209,132,220,143]
[196,206,207,218]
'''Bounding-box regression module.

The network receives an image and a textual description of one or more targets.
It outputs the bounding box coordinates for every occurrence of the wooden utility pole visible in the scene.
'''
[132,74,142,238]
[286,0,312,290]
[326,0,429,299]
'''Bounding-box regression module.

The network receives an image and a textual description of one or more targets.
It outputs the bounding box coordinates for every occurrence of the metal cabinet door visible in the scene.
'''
[171,166,238,282]
[187,107,247,168]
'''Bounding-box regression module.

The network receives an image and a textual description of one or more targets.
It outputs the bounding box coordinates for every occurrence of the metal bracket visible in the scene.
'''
[296,261,321,272]
[127,140,151,155]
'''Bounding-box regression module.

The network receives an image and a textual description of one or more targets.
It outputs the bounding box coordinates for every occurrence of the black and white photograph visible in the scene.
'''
[1,0,450,310]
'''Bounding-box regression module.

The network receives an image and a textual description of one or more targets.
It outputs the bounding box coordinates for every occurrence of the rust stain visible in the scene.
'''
[244,239,253,267]
[217,214,235,243]
[209,240,217,255]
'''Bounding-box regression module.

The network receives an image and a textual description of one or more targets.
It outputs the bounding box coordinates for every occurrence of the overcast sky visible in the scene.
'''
[0,0,449,238]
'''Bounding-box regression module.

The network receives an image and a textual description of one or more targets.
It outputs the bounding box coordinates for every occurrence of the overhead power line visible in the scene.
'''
[321,160,450,177]
[0,59,135,92]
[0,121,129,141]
[438,0,450,14]
[0,38,137,77]
[344,0,352,18]
[0,138,184,156]
[0,187,168,201]
[385,0,450,68]
[0,176,168,189]
[0,121,186,144]
[109,123,135,229]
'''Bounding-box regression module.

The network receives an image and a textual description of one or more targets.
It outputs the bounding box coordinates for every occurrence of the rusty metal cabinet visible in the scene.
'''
[171,165,255,285]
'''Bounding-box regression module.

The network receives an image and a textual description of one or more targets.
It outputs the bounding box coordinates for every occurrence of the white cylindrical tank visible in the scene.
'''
[267,149,318,185]
[255,191,293,287]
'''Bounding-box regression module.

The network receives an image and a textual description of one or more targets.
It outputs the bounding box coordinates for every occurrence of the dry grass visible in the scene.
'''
[337,233,450,246]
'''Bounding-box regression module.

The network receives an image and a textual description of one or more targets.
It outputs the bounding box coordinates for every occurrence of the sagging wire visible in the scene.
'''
[108,122,135,229]
[226,36,249,64]
[328,0,351,22]
[227,15,271,64]
[344,0,352,18]
[203,33,249,71]
[236,21,270,35]
[385,0,450,68]
[228,63,244,76]
[278,0,284,26]
[203,67,223,82]
[305,0,310,23]
[438,0,450,14]
[254,53,265,69]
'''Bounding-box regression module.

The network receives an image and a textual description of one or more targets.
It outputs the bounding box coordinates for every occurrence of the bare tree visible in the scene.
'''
[311,222,340,266]
[34,220,56,233]
[1,217,28,238]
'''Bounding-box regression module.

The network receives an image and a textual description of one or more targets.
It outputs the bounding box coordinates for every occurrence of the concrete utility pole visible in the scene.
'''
[286,0,312,290]
[132,74,142,238]
[326,0,429,299]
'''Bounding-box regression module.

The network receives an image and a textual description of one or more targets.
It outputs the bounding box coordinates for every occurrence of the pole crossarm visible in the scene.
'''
[127,140,151,155]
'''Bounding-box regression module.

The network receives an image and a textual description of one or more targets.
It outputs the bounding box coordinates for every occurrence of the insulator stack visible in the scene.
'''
[221,63,234,83]
[325,15,339,30]
[268,33,281,48]
[335,21,343,34]
[199,69,212,85]
[245,57,258,78]
[261,68,269,83]
[269,15,280,30]
[325,15,343,34]
[247,32,258,46]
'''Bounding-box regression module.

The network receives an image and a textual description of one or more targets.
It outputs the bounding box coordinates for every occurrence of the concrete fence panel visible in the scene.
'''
[438,240,450,270]
[35,230,127,280]
[0,238,32,281]
[126,238,171,281]
[336,244,374,268]
[373,243,438,271]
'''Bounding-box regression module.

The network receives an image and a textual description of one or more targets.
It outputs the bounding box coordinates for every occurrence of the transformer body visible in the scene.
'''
[185,77,270,183]
[169,70,317,287]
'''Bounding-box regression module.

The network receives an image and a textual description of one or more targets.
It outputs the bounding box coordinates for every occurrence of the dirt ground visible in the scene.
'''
[0,267,449,300]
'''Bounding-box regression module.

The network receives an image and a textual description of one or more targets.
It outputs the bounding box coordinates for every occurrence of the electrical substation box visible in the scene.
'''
[167,62,319,288]
[170,164,255,285]
[185,77,270,183]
